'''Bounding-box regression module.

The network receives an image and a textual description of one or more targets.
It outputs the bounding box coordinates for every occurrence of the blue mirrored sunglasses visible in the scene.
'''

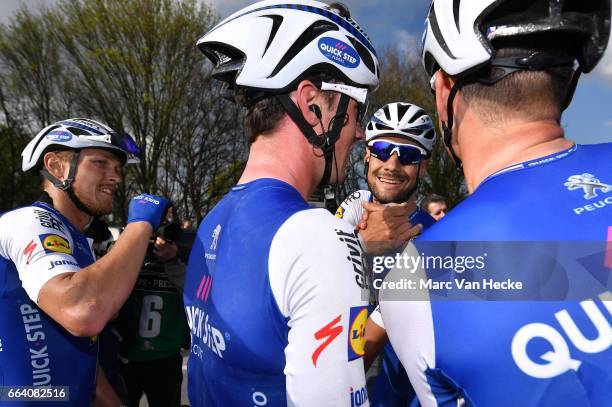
[368,140,426,165]
[111,133,141,158]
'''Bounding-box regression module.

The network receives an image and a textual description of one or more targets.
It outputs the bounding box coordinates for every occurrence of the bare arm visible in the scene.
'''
[38,221,152,336]
[93,365,122,407]
[364,315,388,370]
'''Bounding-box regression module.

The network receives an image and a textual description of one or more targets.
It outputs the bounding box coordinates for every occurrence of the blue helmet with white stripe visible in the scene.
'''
[197,0,379,100]
[22,118,140,172]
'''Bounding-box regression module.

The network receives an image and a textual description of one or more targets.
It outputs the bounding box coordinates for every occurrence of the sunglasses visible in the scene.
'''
[367,140,426,165]
[320,81,369,125]
[89,132,141,160]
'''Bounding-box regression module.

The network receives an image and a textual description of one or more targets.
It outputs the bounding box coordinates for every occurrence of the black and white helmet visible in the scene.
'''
[22,118,140,171]
[422,0,611,78]
[365,103,437,157]
[197,0,379,98]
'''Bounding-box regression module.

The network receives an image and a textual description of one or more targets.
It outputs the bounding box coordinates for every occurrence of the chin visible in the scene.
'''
[81,199,113,217]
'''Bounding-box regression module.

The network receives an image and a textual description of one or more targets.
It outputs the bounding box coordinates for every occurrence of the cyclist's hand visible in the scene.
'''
[359,201,421,255]
[127,194,169,231]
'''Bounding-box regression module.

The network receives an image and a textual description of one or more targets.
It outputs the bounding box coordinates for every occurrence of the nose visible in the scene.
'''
[355,125,365,141]
[108,164,122,183]
[384,151,402,169]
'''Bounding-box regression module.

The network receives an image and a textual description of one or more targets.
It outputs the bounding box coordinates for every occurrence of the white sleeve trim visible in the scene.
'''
[0,207,79,303]
[269,209,369,406]
[380,242,439,407]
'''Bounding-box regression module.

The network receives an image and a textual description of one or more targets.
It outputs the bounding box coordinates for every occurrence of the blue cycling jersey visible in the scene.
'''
[381,144,612,406]
[0,202,98,406]
[183,179,370,406]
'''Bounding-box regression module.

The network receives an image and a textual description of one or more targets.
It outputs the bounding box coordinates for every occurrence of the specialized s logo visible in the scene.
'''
[39,234,72,254]
[347,306,368,361]
[565,173,612,199]
[312,315,343,367]
[511,292,611,379]
[23,240,38,265]
[318,37,360,69]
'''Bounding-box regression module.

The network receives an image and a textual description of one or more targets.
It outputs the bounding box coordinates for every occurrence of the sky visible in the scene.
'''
[1,0,610,144]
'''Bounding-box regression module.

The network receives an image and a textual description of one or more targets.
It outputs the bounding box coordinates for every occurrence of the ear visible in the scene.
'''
[364,147,371,163]
[42,152,68,180]
[293,80,321,127]
[420,158,430,176]
[434,71,455,124]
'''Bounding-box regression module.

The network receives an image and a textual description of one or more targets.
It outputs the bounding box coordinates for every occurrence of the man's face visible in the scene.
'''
[325,96,364,185]
[427,201,447,221]
[366,136,423,204]
[70,149,122,216]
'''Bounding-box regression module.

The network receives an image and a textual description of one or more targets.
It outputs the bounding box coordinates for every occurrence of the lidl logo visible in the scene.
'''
[348,306,368,361]
[39,234,72,255]
[335,206,344,219]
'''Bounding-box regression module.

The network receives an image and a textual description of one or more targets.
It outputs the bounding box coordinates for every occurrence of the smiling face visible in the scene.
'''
[366,135,423,204]
[70,149,123,216]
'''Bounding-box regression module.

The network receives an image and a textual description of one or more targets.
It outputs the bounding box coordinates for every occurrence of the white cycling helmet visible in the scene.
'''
[22,118,140,172]
[365,103,437,157]
[422,0,611,78]
[197,0,379,97]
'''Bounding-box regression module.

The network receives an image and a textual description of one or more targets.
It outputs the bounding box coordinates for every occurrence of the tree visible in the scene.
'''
[0,125,40,212]
[0,0,249,223]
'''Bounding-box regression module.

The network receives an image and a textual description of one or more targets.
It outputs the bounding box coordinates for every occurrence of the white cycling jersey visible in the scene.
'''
[0,201,98,405]
[183,179,370,406]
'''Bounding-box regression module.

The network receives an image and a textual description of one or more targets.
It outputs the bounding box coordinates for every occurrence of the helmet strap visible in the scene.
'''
[563,67,582,111]
[275,93,351,187]
[40,150,96,217]
[443,79,463,169]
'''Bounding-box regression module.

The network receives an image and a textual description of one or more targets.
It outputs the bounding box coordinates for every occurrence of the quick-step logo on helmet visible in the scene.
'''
[45,130,72,142]
[318,37,360,69]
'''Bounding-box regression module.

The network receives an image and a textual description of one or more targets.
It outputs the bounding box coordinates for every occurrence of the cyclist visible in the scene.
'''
[0,118,168,405]
[381,1,611,405]
[337,102,437,236]
[337,102,437,407]
[183,0,379,405]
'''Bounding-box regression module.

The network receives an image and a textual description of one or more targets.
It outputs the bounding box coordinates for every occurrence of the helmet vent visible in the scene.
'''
[67,127,89,136]
[261,15,284,57]
[375,123,393,132]
[428,6,456,60]
[396,103,410,120]
[269,20,339,78]
[382,104,391,121]
[453,0,461,32]
[406,109,426,124]
[347,35,376,75]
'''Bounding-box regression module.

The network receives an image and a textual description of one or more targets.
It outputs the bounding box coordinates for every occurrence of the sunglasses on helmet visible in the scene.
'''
[367,140,426,165]
[89,132,141,159]
[320,81,370,126]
